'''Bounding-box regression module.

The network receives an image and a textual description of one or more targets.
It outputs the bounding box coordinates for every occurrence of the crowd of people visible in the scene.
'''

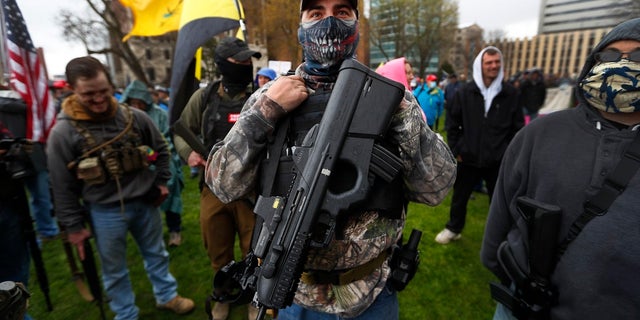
[1,0,639,319]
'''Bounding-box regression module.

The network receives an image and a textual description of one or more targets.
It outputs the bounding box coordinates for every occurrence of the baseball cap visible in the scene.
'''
[300,0,358,12]
[257,68,277,81]
[215,37,262,61]
[154,85,168,93]
[52,79,67,89]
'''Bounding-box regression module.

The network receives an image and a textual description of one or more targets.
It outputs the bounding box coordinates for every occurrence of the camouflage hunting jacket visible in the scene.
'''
[205,63,456,317]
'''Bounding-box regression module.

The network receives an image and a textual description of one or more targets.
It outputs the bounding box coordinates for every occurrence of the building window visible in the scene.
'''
[164,49,171,60]
[147,68,156,82]
[146,49,153,60]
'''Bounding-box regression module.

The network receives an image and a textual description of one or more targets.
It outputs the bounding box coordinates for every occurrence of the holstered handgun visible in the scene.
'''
[389,229,422,291]
[490,196,561,320]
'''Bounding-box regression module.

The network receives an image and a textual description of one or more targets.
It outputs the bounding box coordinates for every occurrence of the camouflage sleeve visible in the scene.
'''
[389,90,457,205]
[205,85,287,203]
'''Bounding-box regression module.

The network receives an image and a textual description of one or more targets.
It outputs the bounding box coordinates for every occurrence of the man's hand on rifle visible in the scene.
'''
[187,151,206,168]
[68,228,92,260]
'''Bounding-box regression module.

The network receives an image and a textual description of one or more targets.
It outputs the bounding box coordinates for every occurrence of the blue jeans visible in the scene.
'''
[24,170,58,238]
[493,302,518,320]
[90,200,178,320]
[277,284,398,320]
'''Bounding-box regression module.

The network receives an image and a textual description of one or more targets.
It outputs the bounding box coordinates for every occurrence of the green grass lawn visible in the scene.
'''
[27,165,497,320]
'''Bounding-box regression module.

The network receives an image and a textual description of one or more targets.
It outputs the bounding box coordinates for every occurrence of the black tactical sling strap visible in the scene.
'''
[556,129,640,258]
[201,81,221,118]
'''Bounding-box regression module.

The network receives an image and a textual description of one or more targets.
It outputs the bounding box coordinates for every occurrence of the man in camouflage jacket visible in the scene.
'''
[205,0,456,318]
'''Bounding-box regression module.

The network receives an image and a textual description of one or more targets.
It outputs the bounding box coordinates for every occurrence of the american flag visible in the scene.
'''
[1,0,55,142]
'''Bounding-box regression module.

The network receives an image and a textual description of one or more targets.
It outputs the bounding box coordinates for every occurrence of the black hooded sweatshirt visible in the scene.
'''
[481,18,640,319]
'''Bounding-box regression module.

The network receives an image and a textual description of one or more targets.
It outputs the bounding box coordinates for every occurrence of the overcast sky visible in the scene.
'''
[16,0,541,77]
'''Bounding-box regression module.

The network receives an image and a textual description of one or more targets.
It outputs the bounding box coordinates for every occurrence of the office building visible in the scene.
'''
[539,0,632,34]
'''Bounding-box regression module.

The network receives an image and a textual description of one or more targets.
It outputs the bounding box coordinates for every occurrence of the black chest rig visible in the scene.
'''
[259,89,405,220]
[202,81,248,151]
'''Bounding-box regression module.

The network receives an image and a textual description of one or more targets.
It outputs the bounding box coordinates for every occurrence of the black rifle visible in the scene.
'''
[17,193,53,312]
[212,59,406,320]
[171,118,209,158]
[58,223,95,302]
[490,196,561,320]
[81,238,107,320]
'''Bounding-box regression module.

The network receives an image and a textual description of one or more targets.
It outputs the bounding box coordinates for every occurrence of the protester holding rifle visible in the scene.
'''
[205,1,456,319]
[46,56,195,320]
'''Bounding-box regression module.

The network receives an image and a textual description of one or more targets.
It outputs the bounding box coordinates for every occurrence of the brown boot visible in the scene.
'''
[211,302,230,320]
[156,295,195,314]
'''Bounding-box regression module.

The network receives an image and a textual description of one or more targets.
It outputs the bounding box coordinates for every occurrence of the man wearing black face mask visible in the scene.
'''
[205,0,457,319]
[173,37,261,320]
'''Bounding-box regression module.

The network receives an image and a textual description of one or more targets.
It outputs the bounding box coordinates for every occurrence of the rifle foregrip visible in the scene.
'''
[258,232,309,309]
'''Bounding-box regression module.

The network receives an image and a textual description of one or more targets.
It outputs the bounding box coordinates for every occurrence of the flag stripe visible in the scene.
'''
[2,0,55,142]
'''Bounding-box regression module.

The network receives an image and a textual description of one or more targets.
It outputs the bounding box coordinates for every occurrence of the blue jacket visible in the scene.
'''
[413,84,444,126]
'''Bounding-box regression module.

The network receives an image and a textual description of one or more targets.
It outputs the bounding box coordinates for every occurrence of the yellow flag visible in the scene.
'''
[169,0,245,123]
[121,0,183,41]
[194,47,202,80]
[178,0,242,28]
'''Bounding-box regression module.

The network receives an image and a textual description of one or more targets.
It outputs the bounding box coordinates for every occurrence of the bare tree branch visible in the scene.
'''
[57,0,151,85]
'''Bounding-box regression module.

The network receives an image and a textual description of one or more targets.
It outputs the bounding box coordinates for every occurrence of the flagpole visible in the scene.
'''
[233,0,248,41]
[0,8,7,77]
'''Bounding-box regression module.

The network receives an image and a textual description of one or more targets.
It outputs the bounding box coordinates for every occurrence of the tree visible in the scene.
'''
[369,0,458,78]
[486,29,506,43]
[262,0,301,65]
[58,0,152,85]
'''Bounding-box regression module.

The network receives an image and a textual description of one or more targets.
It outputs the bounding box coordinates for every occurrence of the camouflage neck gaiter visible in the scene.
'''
[579,60,640,113]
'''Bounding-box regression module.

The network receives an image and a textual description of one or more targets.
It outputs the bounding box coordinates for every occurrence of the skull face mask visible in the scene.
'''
[298,16,359,76]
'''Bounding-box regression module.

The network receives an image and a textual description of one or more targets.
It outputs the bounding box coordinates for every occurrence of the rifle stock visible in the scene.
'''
[171,118,209,158]
[251,59,405,313]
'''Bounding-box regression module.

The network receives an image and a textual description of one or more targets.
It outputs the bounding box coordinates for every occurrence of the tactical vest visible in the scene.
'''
[201,81,248,151]
[259,89,405,221]
[69,105,150,185]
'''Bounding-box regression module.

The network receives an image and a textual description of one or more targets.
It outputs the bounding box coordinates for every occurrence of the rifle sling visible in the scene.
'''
[261,115,291,197]
[557,130,640,258]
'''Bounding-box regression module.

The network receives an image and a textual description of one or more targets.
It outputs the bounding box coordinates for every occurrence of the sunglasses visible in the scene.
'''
[594,49,640,63]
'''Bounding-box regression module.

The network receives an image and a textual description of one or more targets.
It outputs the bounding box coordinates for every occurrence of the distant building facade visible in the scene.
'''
[538,0,631,34]
[485,1,633,81]
[494,28,611,80]
[446,24,484,81]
